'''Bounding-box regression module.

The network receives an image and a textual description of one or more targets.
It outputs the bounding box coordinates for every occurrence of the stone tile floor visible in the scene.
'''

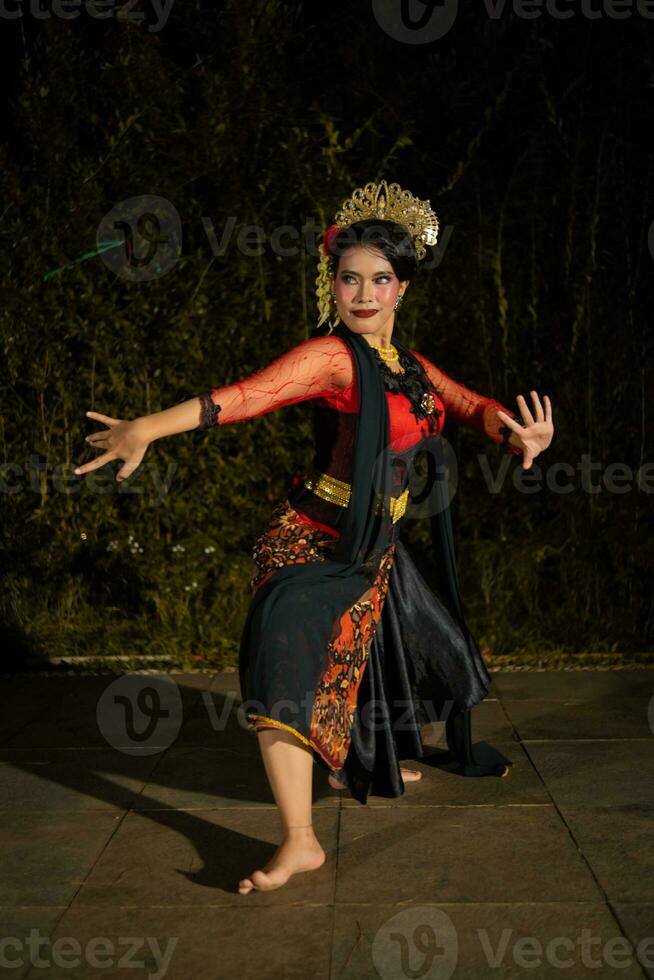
[0,669,652,979]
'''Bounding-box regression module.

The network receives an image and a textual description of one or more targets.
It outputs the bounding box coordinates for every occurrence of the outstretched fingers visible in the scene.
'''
[74,452,116,476]
[85,411,121,426]
[496,409,524,433]
[529,390,545,423]
[499,391,552,433]
[76,410,132,479]
[515,393,535,426]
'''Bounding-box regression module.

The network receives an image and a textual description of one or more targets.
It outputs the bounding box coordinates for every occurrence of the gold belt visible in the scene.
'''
[303,469,409,524]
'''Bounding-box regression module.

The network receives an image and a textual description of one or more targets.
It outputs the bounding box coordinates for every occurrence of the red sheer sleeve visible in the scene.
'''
[410,350,523,455]
[196,335,354,427]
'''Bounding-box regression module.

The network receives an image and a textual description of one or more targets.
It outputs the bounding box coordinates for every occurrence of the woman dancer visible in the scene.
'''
[75,180,554,895]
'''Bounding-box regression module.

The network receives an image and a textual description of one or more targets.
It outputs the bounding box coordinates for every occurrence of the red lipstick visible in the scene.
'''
[352,310,378,318]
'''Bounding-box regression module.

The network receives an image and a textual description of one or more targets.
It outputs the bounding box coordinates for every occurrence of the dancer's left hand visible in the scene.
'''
[497,392,554,470]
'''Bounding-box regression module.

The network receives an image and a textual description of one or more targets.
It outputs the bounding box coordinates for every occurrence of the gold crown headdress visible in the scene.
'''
[315,179,440,331]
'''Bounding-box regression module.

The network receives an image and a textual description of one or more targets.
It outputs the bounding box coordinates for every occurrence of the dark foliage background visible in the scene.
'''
[1,1,652,669]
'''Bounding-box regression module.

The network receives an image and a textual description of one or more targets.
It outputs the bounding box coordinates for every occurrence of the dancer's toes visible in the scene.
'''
[400,767,422,782]
[238,838,325,894]
[238,867,288,894]
[329,767,422,789]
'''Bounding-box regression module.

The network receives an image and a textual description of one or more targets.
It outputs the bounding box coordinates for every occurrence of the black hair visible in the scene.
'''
[329,219,418,282]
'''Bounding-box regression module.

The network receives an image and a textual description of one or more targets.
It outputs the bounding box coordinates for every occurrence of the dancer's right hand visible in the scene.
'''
[74,412,151,482]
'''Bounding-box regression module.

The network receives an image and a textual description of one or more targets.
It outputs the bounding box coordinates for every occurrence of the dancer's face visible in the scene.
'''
[333,246,408,345]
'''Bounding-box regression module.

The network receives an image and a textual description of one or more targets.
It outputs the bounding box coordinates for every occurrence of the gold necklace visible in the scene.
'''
[370,342,399,363]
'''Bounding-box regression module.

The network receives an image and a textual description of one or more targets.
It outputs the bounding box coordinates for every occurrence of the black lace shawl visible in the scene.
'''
[372,343,444,427]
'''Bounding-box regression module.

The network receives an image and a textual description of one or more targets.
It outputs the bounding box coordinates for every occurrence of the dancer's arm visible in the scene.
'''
[410,350,554,470]
[188,334,353,429]
[410,350,523,450]
[75,335,353,481]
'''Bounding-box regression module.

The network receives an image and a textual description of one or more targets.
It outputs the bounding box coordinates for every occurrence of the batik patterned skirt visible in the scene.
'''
[246,497,396,778]
[244,496,511,804]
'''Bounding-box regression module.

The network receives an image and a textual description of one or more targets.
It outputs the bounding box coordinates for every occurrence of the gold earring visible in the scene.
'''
[328,290,341,332]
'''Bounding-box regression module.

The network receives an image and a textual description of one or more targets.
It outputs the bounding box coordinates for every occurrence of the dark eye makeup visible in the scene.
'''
[339,273,393,284]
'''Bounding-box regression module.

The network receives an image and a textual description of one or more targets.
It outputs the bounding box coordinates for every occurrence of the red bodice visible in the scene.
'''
[314,373,445,452]
[201,334,522,535]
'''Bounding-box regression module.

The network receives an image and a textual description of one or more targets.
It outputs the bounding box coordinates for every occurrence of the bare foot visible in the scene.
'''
[238,830,326,895]
[328,767,422,790]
